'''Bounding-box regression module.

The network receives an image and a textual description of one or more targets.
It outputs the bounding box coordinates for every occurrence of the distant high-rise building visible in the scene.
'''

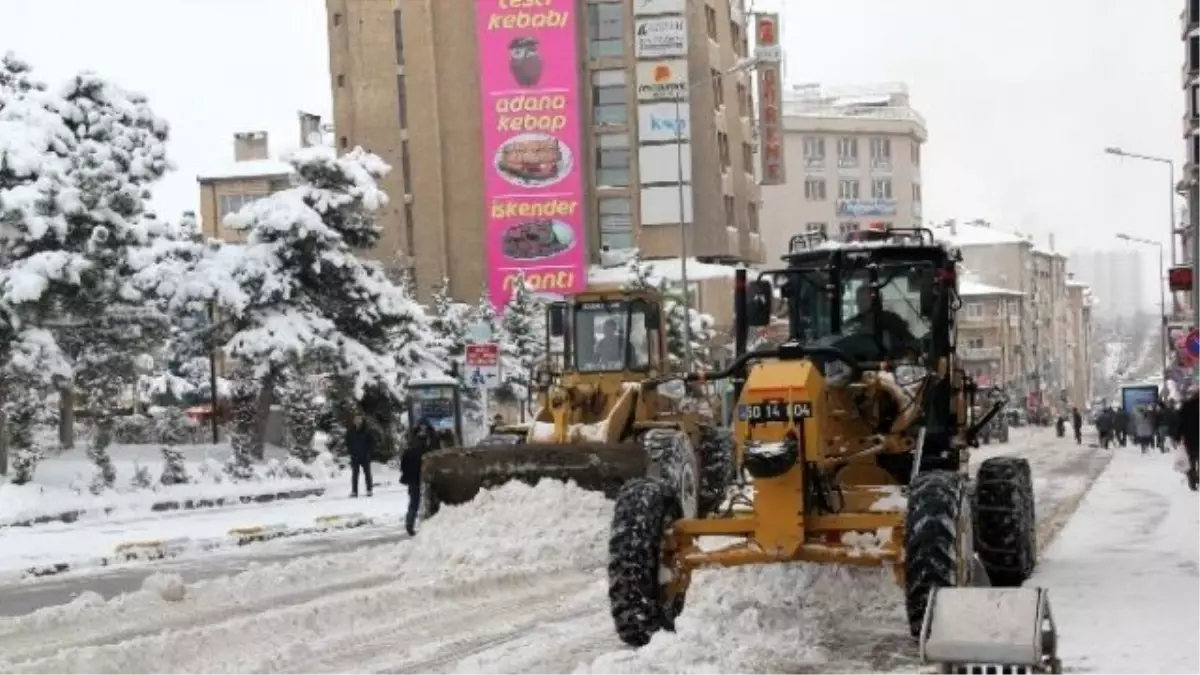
[1067,249,1145,320]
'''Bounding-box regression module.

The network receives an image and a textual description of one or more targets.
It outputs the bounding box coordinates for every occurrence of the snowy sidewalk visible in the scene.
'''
[0,489,411,579]
[1027,448,1198,674]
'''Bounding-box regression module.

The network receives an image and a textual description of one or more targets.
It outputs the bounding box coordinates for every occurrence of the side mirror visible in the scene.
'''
[548,304,566,337]
[747,280,773,327]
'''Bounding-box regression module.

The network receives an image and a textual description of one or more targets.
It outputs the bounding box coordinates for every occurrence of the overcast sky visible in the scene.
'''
[0,0,1183,305]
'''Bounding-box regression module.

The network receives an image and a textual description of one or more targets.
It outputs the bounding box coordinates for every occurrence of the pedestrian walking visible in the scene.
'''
[1173,390,1198,491]
[346,411,376,497]
[1071,406,1083,445]
[401,418,442,536]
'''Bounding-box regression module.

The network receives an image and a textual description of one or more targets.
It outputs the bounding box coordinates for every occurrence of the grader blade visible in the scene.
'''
[919,587,1061,674]
[421,443,648,507]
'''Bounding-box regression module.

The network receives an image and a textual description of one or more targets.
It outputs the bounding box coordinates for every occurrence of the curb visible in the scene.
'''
[0,487,329,529]
[15,512,383,581]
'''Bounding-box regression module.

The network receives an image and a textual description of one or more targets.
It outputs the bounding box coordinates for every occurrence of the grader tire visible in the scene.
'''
[974,457,1036,586]
[905,470,966,638]
[608,477,684,647]
[697,425,735,516]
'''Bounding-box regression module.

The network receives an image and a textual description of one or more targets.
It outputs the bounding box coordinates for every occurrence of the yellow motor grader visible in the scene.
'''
[607,228,1061,674]
[419,287,734,521]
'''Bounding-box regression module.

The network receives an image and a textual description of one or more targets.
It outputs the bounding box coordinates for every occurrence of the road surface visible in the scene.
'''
[0,428,1111,674]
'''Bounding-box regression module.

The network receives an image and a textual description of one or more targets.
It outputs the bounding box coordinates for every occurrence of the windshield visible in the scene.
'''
[573,300,651,372]
[840,267,931,343]
[410,388,456,431]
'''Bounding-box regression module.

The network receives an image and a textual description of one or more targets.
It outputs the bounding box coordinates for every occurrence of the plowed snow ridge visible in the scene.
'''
[0,430,1100,674]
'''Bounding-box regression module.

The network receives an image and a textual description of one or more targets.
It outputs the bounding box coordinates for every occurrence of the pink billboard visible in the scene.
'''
[475,0,588,308]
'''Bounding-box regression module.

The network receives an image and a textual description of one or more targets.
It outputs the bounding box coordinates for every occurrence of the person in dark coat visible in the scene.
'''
[1071,407,1083,445]
[1173,391,1198,491]
[1114,408,1130,446]
[401,418,442,536]
[1096,408,1114,448]
[346,411,376,497]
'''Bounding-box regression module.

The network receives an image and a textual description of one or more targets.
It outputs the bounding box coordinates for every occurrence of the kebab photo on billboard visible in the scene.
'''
[509,36,542,87]
[495,132,572,187]
[502,218,576,260]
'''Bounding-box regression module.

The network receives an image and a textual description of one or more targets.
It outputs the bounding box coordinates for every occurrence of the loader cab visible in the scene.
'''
[548,295,665,375]
[407,373,464,447]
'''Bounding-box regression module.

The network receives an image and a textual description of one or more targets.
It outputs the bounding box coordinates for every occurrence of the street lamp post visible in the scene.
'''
[1104,147,1179,316]
[1117,233,1169,385]
[672,57,760,371]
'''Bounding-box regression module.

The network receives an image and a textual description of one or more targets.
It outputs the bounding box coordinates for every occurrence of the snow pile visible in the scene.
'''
[0,481,614,674]
[141,572,186,603]
[579,564,909,674]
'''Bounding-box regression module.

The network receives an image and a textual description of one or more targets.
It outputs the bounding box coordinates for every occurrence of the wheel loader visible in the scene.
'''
[419,288,734,521]
[607,227,1061,674]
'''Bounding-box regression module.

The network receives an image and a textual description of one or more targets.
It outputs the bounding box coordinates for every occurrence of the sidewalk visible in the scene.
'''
[0,488,411,579]
[1026,449,1198,674]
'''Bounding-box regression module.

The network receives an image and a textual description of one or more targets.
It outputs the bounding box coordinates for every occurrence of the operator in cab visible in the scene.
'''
[843,284,920,359]
[593,318,624,365]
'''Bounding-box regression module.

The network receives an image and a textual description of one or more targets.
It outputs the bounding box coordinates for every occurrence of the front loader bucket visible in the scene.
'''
[421,442,648,510]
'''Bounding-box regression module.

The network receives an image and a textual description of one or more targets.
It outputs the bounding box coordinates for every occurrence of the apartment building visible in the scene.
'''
[1066,248,1145,320]
[1181,0,1199,326]
[957,277,1023,389]
[196,114,327,242]
[1065,276,1095,407]
[324,0,762,305]
[758,82,927,260]
[934,220,1074,409]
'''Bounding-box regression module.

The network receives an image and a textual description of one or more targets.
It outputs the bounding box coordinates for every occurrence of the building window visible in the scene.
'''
[870,137,892,167]
[838,179,860,200]
[731,21,744,56]
[804,178,826,201]
[397,74,408,128]
[587,2,624,59]
[723,195,735,228]
[911,142,921,166]
[741,141,754,171]
[333,12,341,26]
[747,201,759,232]
[805,222,827,235]
[599,196,633,249]
[872,178,892,199]
[711,69,724,107]
[838,221,859,236]
[705,5,718,39]
[595,133,630,188]
[837,137,857,167]
[803,137,825,167]
[717,132,730,170]
[339,135,348,149]
[401,141,413,194]
[967,337,985,349]
[393,9,405,65]
[736,82,748,117]
[218,193,266,220]
[591,70,627,127]
[404,202,415,252]
[268,177,291,193]
[337,74,345,87]
[965,302,983,319]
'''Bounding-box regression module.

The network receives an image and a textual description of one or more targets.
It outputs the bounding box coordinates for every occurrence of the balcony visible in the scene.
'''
[1184,4,1198,40]
[803,156,826,172]
[871,158,893,173]
[837,156,859,170]
[1186,110,1198,139]
[961,347,1002,361]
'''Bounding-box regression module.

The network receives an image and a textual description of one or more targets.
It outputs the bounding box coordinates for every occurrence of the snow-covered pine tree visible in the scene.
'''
[278,363,322,464]
[44,72,173,478]
[499,273,546,406]
[9,445,44,485]
[131,145,440,470]
[0,54,85,475]
[427,277,470,363]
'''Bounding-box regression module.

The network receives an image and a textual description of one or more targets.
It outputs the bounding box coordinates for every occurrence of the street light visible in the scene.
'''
[1099,147,1176,270]
[1116,233,1169,385]
[673,56,761,370]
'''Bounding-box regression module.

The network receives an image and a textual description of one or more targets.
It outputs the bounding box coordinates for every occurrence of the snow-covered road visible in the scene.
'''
[1026,448,1198,674]
[0,429,1112,674]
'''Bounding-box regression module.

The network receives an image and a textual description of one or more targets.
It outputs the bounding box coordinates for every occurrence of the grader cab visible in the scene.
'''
[607,228,1060,673]
[419,288,733,521]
